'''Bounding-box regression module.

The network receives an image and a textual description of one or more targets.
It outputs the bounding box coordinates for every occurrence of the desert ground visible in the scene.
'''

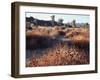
[26,26,89,67]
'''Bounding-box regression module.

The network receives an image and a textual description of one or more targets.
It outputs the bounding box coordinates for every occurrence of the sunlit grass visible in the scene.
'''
[26,26,89,67]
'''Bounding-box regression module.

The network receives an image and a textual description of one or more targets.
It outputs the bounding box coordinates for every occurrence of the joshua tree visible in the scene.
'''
[85,23,89,27]
[84,23,89,28]
[51,15,55,27]
[72,20,76,28]
[33,19,38,27]
[58,18,63,26]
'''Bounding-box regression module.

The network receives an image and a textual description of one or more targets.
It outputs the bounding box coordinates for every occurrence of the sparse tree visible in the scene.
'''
[85,23,89,27]
[72,20,76,28]
[84,23,89,28]
[51,15,55,27]
[58,18,63,26]
[33,19,38,27]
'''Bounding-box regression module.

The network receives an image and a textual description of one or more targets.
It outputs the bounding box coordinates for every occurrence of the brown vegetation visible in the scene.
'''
[26,42,89,67]
[26,26,89,67]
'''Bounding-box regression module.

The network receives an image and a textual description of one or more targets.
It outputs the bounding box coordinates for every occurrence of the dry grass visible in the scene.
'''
[26,42,89,67]
[26,26,65,37]
[26,26,89,67]
[65,28,89,49]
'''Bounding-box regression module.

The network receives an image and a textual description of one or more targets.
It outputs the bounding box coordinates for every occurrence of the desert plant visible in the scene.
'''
[51,15,55,27]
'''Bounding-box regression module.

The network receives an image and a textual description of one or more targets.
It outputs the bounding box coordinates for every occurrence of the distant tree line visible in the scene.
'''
[26,15,89,29]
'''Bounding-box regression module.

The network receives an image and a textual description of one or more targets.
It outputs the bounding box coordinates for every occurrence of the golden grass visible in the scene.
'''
[65,28,89,40]
[26,26,89,67]
[26,42,89,67]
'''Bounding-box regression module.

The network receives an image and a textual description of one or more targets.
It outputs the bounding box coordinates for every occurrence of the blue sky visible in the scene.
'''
[26,12,90,23]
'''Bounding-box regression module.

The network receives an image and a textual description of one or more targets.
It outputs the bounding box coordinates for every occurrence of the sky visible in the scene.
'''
[26,12,90,23]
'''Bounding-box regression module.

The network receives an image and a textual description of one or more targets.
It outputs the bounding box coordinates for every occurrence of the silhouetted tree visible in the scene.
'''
[84,23,89,28]
[33,19,38,27]
[51,15,55,27]
[58,18,63,26]
[72,20,76,28]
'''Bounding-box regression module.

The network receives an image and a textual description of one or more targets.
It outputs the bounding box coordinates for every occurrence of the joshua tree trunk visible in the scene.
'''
[72,20,76,28]
[51,15,55,27]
